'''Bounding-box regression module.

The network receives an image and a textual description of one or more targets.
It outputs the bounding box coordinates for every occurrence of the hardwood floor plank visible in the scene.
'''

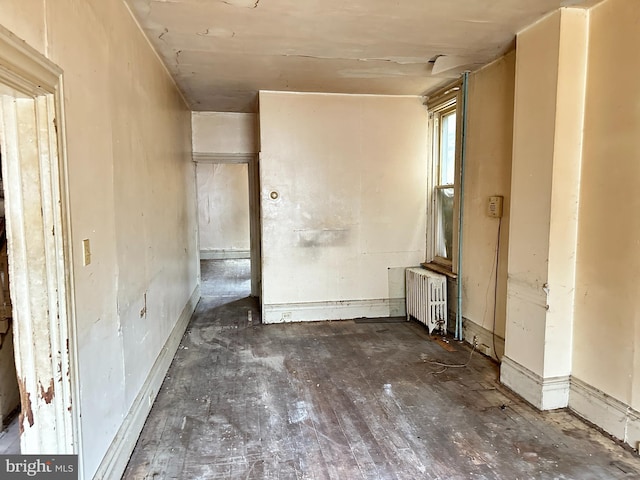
[123,259,640,480]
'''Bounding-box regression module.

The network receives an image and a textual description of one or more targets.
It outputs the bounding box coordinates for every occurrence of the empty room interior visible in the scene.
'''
[0,0,639,478]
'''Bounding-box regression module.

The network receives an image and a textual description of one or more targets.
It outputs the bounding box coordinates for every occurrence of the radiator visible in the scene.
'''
[405,267,448,334]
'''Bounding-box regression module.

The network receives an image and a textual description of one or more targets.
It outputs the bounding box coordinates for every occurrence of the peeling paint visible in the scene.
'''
[221,0,260,8]
[17,377,34,433]
[130,0,586,112]
[40,378,55,404]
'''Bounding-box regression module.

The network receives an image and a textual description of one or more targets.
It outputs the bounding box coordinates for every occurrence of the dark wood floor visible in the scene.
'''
[0,414,19,454]
[123,260,640,479]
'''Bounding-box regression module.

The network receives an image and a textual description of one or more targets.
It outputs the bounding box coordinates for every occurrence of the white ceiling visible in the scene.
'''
[126,0,593,112]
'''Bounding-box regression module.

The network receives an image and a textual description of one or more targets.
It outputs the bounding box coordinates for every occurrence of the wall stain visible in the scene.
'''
[17,377,34,434]
[296,228,350,248]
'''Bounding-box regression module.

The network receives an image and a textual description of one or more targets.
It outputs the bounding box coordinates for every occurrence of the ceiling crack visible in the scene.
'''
[282,53,425,66]
[196,28,236,38]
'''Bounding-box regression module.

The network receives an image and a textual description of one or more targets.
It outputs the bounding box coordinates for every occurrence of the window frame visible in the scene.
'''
[426,82,463,273]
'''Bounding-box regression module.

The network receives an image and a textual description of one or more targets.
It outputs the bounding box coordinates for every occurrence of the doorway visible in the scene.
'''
[195,153,261,300]
[0,26,80,457]
[0,148,20,453]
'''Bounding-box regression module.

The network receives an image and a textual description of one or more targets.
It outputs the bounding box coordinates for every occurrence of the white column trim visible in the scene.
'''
[500,355,570,410]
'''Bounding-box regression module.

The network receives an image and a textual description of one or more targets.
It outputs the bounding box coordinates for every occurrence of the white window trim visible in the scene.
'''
[426,83,463,273]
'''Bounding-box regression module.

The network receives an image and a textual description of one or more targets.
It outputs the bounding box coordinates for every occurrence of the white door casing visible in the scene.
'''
[0,25,80,459]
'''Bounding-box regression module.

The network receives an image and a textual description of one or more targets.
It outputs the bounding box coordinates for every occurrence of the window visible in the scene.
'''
[427,83,462,272]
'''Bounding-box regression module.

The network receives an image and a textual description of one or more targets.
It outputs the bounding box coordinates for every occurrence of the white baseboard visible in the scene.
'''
[263,298,406,324]
[501,362,640,451]
[200,249,250,260]
[93,285,200,480]
[569,376,640,449]
[627,408,640,451]
[462,319,504,360]
[500,356,570,410]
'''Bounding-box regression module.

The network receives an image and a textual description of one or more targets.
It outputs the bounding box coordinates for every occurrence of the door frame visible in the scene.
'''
[193,152,261,298]
[0,26,81,458]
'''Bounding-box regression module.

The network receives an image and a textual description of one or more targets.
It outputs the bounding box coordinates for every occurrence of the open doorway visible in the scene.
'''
[195,154,261,303]
[198,162,251,300]
[198,162,251,262]
[0,26,80,457]
[0,149,20,453]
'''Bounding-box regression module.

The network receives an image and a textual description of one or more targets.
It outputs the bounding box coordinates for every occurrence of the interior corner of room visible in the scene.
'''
[0,0,639,478]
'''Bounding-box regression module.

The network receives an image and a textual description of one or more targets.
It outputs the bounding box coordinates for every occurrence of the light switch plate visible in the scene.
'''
[82,238,91,266]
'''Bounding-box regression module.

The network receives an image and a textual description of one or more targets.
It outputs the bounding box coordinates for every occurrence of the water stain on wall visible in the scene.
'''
[295,228,351,248]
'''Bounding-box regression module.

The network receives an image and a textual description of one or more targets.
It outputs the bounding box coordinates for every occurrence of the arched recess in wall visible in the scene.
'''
[0,26,80,456]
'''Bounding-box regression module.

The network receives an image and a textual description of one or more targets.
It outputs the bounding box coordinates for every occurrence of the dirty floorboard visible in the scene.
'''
[123,260,640,479]
[0,415,20,454]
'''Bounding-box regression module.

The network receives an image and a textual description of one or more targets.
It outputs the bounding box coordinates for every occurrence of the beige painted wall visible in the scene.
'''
[192,112,258,154]
[1,1,198,477]
[196,163,250,253]
[573,0,640,411]
[505,12,562,376]
[259,92,427,322]
[461,52,515,344]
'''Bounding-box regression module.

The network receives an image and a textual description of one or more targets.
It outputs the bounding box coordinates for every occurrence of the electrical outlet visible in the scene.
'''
[472,335,478,347]
[488,196,504,218]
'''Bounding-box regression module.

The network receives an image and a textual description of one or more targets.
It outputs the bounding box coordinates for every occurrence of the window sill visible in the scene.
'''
[420,262,458,279]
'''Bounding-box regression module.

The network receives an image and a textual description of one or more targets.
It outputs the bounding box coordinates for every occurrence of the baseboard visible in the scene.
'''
[627,407,640,451]
[200,249,250,260]
[500,356,570,410]
[93,285,200,480]
[569,376,640,449]
[263,298,406,324]
[462,319,504,360]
